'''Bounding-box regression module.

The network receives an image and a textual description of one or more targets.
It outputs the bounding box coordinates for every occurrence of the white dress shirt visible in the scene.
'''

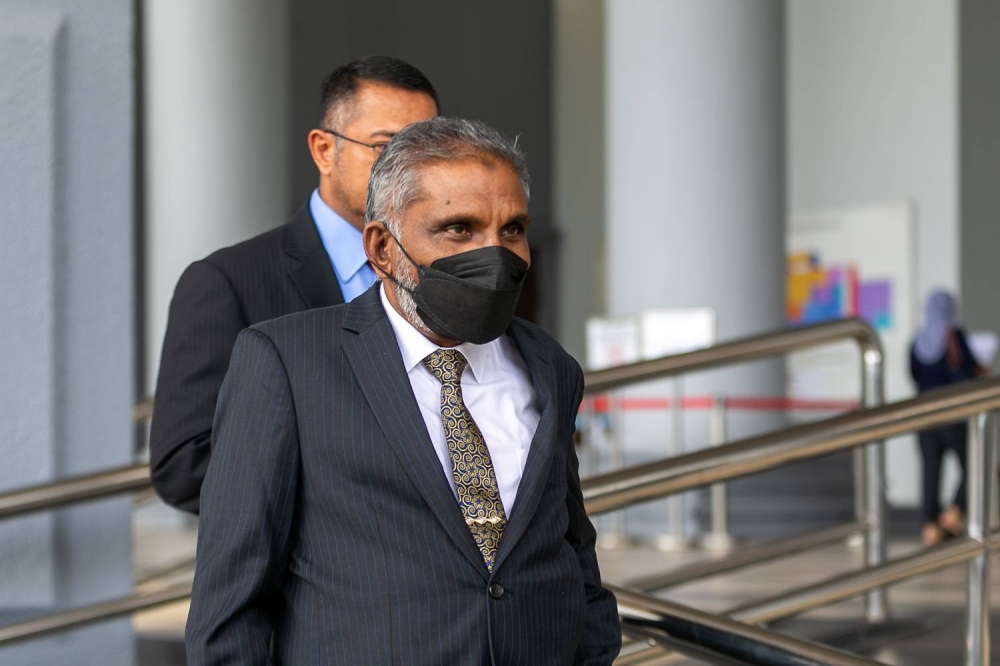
[380,284,540,516]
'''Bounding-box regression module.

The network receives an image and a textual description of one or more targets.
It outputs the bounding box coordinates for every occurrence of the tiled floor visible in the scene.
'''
[134,526,1000,665]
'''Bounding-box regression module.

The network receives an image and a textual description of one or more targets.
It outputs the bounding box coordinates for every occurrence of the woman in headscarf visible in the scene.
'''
[910,291,987,546]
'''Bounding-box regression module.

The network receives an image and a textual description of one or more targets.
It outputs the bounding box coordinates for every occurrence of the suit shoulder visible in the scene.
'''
[202,225,286,267]
[511,317,562,352]
[511,318,582,377]
[249,304,347,341]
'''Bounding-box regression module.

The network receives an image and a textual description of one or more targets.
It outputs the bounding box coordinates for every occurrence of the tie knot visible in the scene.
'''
[423,348,468,385]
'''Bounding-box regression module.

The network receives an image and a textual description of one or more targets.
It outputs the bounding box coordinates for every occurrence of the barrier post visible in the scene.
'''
[701,394,733,551]
[990,430,999,533]
[657,379,689,551]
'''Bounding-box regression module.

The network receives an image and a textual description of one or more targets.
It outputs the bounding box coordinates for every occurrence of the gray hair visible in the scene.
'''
[365,118,530,235]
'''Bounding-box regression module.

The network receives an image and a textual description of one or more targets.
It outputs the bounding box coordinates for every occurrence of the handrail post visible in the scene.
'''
[861,346,888,623]
[701,394,733,551]
[991,429,999,534]
[965,412,992,666]
[600,391,629,549]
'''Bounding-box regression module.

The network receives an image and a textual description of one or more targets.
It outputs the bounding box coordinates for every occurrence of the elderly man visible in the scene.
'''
[186,118,621,665]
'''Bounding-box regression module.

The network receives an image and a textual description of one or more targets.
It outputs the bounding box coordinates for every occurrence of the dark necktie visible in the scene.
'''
[423,348,507,571]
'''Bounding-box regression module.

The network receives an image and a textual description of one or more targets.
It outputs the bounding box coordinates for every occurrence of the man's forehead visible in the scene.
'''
[337,81,436,130]
[391,158,524,221]
[412,155,512,186]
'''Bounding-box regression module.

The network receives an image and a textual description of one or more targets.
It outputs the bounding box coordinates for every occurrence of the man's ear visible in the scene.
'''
[307,129,335,175]
[363,221,393,277]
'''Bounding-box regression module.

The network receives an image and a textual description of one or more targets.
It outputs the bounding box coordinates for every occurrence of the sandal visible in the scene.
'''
[922,522,946,547]
[939,506,966,537]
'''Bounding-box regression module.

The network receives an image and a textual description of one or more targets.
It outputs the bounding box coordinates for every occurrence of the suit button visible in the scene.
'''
[488,583,504,599]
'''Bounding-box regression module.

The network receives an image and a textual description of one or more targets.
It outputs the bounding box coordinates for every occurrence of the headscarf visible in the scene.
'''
[913,291,957,364]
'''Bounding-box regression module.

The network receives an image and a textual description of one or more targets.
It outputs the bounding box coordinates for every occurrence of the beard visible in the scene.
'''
[392,253,431,334]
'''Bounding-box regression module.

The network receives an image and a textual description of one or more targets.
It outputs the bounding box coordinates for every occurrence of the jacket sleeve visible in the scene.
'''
[149,260,248,513]
[565,363,622,664]
[185,327,299,666]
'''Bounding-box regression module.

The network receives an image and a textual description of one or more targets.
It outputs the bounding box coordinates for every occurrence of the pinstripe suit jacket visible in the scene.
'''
[150,205,343,513]
[185,285,621,665]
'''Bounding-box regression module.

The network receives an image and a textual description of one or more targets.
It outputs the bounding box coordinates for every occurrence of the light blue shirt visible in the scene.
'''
[309,189,377,302]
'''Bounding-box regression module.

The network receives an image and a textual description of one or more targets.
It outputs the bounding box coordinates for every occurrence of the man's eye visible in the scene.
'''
[447,224,469,235]
[502,224,524,236]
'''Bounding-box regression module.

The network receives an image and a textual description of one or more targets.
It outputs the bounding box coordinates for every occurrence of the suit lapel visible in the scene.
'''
[284,204,344,309]
[342,289,489,579]
[493,322,560,573]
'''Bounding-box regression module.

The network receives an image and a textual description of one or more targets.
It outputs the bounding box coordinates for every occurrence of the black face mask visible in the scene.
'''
[381,235,529,344]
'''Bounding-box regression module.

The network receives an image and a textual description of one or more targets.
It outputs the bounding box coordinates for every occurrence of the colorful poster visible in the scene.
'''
[787,253,893,332]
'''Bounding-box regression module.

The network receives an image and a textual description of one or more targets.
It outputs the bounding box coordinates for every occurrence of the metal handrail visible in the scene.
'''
[581,317,889,622]
[582,318,881,393]
[627,521,867,592]
[613,585,882,666]
[584,384,997,666]
[9,320,994,661]
[582,378,1000,514]
[0,391,995,665]
[0,320,880,522]
[726,536,984,625]
[135,555,197,589]
[0,392,154,522]
[0,319,887,654]
[133,398,154,422]
[0,463,151,521]
[0,583,192,646]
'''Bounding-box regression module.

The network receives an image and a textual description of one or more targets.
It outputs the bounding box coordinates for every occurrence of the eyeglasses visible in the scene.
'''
[320,128,391,156]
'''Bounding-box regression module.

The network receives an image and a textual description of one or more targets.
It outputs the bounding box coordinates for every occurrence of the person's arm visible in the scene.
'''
[185,327,299,666]
[565,364,622,664]
[149,260,248,513]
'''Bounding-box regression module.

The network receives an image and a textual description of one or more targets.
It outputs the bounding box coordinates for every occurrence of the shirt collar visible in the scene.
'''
[379,284,493,383]
[309,189,370,283]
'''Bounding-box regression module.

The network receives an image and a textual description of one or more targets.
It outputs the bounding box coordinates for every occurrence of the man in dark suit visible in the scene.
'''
[149,56,439,513]
[185,118,621,664]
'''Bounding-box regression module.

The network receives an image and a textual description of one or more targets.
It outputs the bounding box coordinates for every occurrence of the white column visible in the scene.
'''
[1,1,135,664]
[605,0,786,538]
[606,0,784,334]
[143,0,291,392]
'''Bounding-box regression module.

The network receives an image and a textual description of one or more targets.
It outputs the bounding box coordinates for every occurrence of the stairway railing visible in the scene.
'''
[5,320,994,666]
[582,317,888,622]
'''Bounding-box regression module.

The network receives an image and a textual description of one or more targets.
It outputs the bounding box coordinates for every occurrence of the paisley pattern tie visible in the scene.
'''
[423,348,507,571]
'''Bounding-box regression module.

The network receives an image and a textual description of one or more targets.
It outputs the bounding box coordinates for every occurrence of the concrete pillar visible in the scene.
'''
[605,0,818,538]
[606,0,784,334]
[143,0,291,393]
[960,2,1000,367]
[553,0,606,361]
[0,1,135,664]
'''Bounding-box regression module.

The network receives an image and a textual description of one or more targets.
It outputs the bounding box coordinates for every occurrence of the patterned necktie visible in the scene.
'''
[423,348,507,571]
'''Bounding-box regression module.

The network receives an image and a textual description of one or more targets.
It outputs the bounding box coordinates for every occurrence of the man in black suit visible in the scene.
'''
[149,56,438,513]
[186,118,622,664]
